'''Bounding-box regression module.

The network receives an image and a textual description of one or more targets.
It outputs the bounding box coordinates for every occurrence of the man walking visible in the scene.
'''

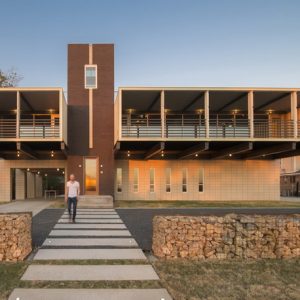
[65,174,80,223]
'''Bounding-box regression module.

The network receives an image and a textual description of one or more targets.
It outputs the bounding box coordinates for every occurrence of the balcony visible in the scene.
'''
[0,88,67,160]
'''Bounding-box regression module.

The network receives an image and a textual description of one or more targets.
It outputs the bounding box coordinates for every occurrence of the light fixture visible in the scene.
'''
[196,109,204,114]
[62,171,65,174]
[27,168,30,171]
[48,109,55,114]
[232,109,239,115]
[229,153,232,157]
[51,150,54,157]
[127,108,135,114]
[161,151,164,157]
[195,153,198,157]
[45,173,48,177]
[266,109,274,115]
[57,168,59,171]
[262,154,266,157]
[37,171,40,175]
[127,151,130,157]
[17,151,20,157]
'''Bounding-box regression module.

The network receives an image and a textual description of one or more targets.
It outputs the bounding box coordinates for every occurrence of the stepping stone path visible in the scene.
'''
[9,208,172,300]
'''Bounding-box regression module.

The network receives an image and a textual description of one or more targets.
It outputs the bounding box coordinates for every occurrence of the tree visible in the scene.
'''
[0,68,23,87]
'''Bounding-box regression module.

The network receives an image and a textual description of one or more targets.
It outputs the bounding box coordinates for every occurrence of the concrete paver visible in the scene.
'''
[42,238,138,247]
[34,248,147,260]
[49,230,131,237]
[9,288,172,300]
[22,265,159,281]
[54,223,126,229]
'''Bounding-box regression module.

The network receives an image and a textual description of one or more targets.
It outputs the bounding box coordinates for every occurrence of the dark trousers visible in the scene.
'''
[68,197,77,220]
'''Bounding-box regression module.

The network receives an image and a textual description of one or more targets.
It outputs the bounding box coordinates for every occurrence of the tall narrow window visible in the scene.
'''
[149,168,155,193]
[199,168,204,192]
[116,168,122,193]
[133,168,139,193]
[182,168,188,192]
[85,65,97,89]
[166,168,171,193]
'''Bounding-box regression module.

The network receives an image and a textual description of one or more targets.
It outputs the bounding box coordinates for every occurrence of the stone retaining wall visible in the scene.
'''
[0,213,32,261]
[152,214,300,259]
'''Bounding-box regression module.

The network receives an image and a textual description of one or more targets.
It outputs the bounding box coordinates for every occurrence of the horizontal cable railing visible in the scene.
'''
[209,119,250,138]
[121,114,297,139]
[122,115,161,137]
[165,115,205,138]
[0,119,17,138]
[254,119,294,138]
[19,119,60,138]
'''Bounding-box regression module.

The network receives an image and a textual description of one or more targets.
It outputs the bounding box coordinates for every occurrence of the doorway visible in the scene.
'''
[84,157,99,195]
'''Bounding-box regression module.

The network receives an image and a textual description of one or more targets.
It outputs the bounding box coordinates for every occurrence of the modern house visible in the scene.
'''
[0,43,299,202]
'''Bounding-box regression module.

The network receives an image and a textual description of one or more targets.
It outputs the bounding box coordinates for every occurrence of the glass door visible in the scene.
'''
[84,157,99,195]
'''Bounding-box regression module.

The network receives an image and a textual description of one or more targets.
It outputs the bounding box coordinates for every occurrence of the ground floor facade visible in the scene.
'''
[114,159,280,201]
[0,158,281,202]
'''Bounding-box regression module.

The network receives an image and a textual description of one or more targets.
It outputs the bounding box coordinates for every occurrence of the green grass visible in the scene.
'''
[153,258,300,300]
[115,200,300,208]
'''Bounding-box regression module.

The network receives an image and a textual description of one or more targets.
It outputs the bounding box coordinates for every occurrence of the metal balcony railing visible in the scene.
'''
[209,119,250,138]
[0,119,17,138]
[122,115,161,137]
[254,119,294,138]
[19,119,60,138]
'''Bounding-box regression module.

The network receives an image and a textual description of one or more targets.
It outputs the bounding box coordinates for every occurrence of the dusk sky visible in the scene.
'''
[1,0,300,93]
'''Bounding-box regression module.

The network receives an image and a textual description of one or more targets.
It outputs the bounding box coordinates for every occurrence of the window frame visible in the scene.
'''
[199,168,204,193]
[84,64,98,89]
[182,168,188,193]
[149,168,155,193]
[166,168,171,193]
[133,168,139,193]
[116,168,122,193]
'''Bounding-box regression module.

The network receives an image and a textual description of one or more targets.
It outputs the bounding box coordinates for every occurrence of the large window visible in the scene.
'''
[85,65,97,89]
[166,168,171,193]
[116,168,122,193]
[199,168,204,192]
[149,168,155,193]
[133,168,139,193]
[182,168,188,192]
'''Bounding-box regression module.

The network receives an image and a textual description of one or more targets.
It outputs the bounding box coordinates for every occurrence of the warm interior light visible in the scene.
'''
[45,173,48,177]
[57,168,60,171]
[195,153,198,157]
[37,171,40,175]
[161,151,164,157]
[229,153,232,157]
[196,109,204,114]
[17,151,20,157]
[266,109,274,115]
[27,168,30,171]
[127,150,130,157]
[232,109,239,115]
[48,109,55,114]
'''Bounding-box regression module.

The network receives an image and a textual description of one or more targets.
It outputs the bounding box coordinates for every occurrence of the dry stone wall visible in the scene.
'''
[152,214,300,259]
[0,213,32,261]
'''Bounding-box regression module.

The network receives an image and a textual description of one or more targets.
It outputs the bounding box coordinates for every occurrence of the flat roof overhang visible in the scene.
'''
[0,141,67,160]
[114,140,300,160]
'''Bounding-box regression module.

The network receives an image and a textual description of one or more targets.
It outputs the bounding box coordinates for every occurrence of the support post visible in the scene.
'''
[161,90,165,138]
[248,91,254,138]
[204,91,209,138]
[291,91,298,138]
[16,91,20,139]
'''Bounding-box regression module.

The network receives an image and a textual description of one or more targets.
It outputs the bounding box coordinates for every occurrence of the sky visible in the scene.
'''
[1,0,300,92]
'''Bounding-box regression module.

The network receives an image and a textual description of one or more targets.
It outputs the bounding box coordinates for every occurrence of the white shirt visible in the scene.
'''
[67,181,80,197]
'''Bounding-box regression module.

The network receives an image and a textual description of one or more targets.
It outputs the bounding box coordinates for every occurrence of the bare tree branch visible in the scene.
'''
[0,68,23,87]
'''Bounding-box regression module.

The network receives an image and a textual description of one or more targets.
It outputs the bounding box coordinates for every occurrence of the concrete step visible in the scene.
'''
[61,215,120,219]
[34,249,147,260]
[21,265,159,281]
[9,288,172,300]
[42,238,138,247]
[77,195,113,208]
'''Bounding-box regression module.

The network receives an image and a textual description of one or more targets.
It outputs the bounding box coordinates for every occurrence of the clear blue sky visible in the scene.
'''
[1,0,300,91]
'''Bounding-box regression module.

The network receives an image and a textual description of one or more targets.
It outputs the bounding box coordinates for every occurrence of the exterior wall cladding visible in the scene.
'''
[67,44,114,196]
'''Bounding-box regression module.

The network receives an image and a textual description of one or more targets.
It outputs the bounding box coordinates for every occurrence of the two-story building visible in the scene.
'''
[0,43,299,202]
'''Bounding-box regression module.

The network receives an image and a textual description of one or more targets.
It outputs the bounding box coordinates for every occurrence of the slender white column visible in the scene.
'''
[291,91,298,138]
[16,91,20,138]
[204,91,209,138]
[161,90,165,138]
[247,91,254,138]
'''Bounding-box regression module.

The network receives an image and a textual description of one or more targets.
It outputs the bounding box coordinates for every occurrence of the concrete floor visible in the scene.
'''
[0,199,52,216]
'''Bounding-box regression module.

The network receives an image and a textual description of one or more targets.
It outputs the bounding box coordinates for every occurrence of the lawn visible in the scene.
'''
[1,259,299,299]
[115,200,300,208]
[153,258,300,300]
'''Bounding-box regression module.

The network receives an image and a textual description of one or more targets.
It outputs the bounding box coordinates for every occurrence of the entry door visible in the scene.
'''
[84,157,99,195]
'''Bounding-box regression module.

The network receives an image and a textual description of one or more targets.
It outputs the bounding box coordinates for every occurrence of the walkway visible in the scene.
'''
[0,199,52,216]
[9,208,172,300]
